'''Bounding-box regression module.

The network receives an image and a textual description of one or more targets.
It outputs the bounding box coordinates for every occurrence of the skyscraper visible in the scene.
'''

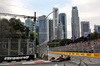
[49,19,53,41]
[36,20,39,35]
[53,8,59,39]
[81,21,90,36]
[25,18,33,32]
[38,15,49,44]
[57,20,64,39]
[71,6,80,39]
[59,13,67,39]
[94,25,100,33]
[21,22,24,26]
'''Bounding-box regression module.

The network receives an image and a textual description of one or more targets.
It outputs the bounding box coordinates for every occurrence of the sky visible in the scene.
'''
[0,0,100,38]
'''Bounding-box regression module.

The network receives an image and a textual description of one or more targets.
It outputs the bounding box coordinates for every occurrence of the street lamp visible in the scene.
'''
[38,9,58,57]
[33,12,37,58]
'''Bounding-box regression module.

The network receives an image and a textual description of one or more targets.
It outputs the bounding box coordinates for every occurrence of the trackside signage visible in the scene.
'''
[0,55,34,63]
[48,51,100,58]
[4,56,29,60]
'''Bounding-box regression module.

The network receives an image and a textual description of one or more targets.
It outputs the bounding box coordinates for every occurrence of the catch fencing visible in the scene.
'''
[0,38,34,56]
[37,41,48,59]
[49,39,100,53]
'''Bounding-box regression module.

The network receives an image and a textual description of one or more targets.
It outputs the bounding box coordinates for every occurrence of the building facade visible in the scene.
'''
[59,13,67,39]
[57,20,64,39]
[49,19,53,41]
[25,18,33,32]
[53,8,59,39]
[21,22,24,26]
[71,6,80,39]
[38,15,49,44]
[81,21,90,36]
[94,25,100,33]
[36,20,39,35]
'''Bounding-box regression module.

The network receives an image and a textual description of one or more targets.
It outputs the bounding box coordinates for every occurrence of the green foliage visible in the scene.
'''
[29,31,39,45]
[0,18,11,38]
[11,50,18,55]
[11,50,18,53]
[48,30,100,47]
[60,39,73,46]
[0,18,30,38]
[89,30,100,40]
[52,39,61,42]
[48,39,73,47]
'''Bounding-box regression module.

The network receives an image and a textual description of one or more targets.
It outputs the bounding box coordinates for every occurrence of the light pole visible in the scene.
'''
[33,12,37,58]
[39,9,58,57]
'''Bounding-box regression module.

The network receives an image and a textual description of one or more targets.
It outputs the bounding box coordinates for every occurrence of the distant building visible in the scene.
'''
[36,20,39,35]
[57,20,64,39]
[38,15,49,44]
[81,21,90,36]
[49,19,53,41]
[25,18,33,32]
[94,25,100,33]
[59,13,67,39]
[21,22,24,26]
[53,8,59,39]
[71,6,80,39]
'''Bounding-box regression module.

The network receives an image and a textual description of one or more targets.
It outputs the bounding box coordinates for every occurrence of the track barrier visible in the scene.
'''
[48,51,100,58]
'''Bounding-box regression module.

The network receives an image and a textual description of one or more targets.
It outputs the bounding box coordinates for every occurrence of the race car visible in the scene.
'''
[63,55,71,61]
[50,55,71,62]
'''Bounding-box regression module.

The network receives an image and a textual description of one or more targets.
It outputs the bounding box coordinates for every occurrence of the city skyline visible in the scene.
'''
[71,6,80,39]
[0,0,100,38]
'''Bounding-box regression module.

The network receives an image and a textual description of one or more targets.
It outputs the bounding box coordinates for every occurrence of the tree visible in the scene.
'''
[9,18,30,38]
[52,39,61,42]
[60,39,73,46]
[94,30,99,39]
[0,18,11,38]
[29,31,39,45]
[0,18,30,38]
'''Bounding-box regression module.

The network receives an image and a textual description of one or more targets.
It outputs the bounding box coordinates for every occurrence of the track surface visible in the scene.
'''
[2,53,100,66]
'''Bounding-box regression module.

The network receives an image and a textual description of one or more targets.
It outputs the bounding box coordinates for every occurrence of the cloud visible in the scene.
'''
[0,0,12,13]
[59,0,100,38]
[0,0,38,16]
[0,0,41,22]
[73,0,100,33]
[0,0,100,39]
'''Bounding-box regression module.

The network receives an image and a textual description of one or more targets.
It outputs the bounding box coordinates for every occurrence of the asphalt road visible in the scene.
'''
[48,53,100,66]
[3,61,78,66]
[3,61,100,66]
[2,53,100,66]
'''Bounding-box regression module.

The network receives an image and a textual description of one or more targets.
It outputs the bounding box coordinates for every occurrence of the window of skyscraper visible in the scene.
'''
[73,7,76,9]
[55,12,57,18]
[83,23,89,32]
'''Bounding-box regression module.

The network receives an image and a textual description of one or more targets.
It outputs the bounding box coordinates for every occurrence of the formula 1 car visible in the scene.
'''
[50,55,71,62]
[63,55,71,60]
[50,57,63,62]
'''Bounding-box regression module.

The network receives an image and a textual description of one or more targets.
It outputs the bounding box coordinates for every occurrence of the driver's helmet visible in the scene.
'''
[61,55,63,57]
[68,55,70,57]
[64,55,67,58]
[58,55,63,58]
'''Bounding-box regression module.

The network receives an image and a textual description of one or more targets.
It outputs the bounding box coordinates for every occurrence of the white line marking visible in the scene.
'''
[22,62,35,64]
